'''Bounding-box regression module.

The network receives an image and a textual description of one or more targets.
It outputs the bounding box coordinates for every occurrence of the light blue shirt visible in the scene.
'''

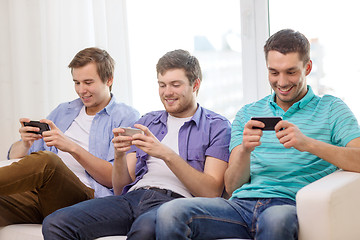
[9,94,140,198]
[230,86,360,201]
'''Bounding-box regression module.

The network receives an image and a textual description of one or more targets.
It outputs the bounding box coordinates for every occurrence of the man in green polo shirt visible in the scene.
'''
[155,29,360,240]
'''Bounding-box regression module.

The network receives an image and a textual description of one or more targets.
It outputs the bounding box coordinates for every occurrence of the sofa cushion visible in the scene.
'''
[0,224,245,239]
[0,224,128,240]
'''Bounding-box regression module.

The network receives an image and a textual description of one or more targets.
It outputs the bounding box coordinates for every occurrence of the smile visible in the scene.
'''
[165,99,177,104]
[278,86,293,94]
[82,95,92,101]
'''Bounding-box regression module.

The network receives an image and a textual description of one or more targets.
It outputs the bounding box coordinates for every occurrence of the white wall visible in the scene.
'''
[0,0,131,159]
[0,0,269,159]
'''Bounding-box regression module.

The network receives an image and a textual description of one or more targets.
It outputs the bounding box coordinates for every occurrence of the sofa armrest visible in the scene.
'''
[296,170,360,240]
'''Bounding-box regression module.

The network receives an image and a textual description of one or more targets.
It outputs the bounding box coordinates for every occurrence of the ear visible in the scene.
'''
[106,77,114,87]
[305,60,312,76]
[192,78,201,93]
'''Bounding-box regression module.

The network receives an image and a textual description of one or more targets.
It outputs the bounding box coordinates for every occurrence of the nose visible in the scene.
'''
[163,85,173,96]
[277,73,288,87]
[78,83,87,94]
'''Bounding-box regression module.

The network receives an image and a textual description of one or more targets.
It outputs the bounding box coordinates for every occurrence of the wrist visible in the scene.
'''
[162,149,177,164]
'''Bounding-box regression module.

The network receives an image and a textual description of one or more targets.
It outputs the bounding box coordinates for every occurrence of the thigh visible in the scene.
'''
[256,200,298,240]
[0,191,43,226]
[43,193,141,239]
[157,197,252,240]
[127,207,158,240]
[36,152,95,217]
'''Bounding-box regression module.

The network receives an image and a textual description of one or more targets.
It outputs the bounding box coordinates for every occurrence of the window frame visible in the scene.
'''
[120,0,271,112]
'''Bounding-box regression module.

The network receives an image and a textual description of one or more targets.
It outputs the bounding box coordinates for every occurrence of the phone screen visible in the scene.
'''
[251,117,282,131]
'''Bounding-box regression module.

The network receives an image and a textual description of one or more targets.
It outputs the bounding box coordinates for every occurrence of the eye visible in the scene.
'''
[287,71,296,75]
[270,71,279,76]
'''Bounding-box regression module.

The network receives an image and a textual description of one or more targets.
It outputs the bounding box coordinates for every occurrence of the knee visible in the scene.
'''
[257,205,298,238]
[28,151,62,167]
[157,199,188,224]
[128,216,156,240]
[41,151,62,166]
[42,209,69,238]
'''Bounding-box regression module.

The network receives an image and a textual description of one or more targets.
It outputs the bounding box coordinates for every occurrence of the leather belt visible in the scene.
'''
[140,187,185,198]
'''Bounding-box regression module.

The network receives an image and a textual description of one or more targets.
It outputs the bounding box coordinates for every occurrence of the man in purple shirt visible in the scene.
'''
[43,49,231,240]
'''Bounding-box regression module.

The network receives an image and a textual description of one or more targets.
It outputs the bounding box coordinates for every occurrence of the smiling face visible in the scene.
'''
[267,50,312,111]
[72,62,112,115]
[158,68,199,118]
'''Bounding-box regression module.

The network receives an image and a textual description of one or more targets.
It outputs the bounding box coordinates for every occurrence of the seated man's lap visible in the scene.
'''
[156,197,297,239]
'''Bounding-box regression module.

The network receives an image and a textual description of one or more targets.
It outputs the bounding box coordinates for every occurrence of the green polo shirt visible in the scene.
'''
[230,86,360,201]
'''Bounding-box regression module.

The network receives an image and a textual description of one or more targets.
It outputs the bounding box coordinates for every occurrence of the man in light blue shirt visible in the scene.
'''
[154,29,360,240]
[1,47,139,226]
[42,49,231,240]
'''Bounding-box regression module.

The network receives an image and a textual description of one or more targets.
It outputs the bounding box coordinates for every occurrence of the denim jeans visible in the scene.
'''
[42,188,177,240]
[156,197,298,240]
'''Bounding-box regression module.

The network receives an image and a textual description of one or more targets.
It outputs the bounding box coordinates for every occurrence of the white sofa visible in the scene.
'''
[1,158,360,240]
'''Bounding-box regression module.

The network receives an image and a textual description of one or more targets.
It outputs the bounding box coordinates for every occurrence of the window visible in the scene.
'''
[127,0,245,121]
[269,0,360,120]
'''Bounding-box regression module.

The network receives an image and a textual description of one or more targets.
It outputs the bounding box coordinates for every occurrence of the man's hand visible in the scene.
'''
[112,128,136,159]
[242,119,265,153]
[19,118,43,148]
[41,120,76,153]
[275,120,310,152]
[131,124,175,160]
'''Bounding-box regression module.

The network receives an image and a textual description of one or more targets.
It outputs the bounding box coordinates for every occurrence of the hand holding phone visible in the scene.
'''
[23,121,50,135]
[119,127,144,136]
[251,117,282,131]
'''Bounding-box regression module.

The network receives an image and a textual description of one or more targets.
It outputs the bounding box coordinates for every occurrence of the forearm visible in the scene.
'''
[69,144,113,188]
[224,145,251,195]
[112,152,134,195]
[306,138,360,172]
[8,141,30,159]
[164,152,225,197]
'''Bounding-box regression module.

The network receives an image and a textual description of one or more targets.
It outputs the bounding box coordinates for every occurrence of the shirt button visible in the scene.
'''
[161,131,165,134]
[196,155,199,160]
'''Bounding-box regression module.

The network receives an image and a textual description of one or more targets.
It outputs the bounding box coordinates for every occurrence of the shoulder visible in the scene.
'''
[48,98,82,116]
[200,107,229,122]
[235,95,271,119]
[313,94,349,113]
[110,102,140,116]
[136,110,165,125]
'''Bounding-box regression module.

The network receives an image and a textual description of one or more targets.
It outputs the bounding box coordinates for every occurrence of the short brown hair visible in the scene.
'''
[156,49,202,93]
[68,47,115,91]
[264,29,310,65]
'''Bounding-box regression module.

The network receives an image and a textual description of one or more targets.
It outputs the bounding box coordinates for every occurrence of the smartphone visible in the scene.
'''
[120,127,144,136]
[23,121,50,134]
[251,117,282,131]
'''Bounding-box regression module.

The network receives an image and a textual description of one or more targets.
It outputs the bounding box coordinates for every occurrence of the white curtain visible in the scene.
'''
[0,0,132,158]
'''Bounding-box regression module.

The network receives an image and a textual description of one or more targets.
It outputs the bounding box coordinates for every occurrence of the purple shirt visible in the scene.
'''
[122,104,231,194]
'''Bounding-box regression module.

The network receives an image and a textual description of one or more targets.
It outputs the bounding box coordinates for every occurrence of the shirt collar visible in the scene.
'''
[156,103,201,127]
[269,85,315,110]
[101,93,116,116]
[67,93,116,116]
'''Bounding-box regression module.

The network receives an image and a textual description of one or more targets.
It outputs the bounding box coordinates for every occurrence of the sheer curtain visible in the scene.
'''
[0,0,132,158]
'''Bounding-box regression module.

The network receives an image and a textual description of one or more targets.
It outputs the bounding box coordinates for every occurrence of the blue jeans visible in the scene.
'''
[156,197,298,240]
[42,189,176,240]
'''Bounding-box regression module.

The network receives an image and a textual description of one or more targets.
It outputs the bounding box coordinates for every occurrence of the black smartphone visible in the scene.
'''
[251,117,282,131]
[23,121,50,134]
